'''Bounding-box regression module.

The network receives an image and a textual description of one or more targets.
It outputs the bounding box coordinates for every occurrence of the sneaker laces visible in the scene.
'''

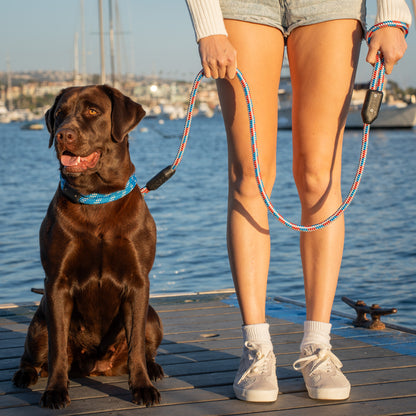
[237,342,274,384]
[293,346,343,376]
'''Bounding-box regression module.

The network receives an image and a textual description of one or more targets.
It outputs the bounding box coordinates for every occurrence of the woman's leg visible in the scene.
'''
[288,19,362,400]
[217,19,284,402]
[288,20,362,323]
[217,19,284,326]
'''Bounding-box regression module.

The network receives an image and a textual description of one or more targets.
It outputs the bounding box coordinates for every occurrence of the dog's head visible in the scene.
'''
[45,85,145,190]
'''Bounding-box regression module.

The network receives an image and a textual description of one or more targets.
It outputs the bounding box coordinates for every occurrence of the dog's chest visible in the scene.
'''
[64,234,143,286]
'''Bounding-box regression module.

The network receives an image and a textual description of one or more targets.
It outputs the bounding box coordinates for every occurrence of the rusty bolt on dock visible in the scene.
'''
[341,296,398,330]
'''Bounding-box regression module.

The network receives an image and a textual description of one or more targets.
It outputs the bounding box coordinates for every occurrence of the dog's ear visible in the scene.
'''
[102,85,146,142]
[44,89,66,148]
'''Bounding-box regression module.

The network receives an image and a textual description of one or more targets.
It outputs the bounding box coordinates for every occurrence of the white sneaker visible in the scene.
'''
[233,341,278,402]
[293,344,351,400]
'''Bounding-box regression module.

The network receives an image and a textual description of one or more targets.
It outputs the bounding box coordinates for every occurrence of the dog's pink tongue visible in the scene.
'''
[61,152,100,169]
[61,155,80,167]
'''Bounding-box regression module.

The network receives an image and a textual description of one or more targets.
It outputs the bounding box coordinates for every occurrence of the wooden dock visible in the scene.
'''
[1,291,416,415]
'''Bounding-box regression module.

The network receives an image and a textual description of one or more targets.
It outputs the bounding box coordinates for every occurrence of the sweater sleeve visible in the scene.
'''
[375,0,412,27]
[186,0,228,42]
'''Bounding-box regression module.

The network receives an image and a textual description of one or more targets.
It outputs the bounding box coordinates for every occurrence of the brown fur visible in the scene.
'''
[13,85,163,409]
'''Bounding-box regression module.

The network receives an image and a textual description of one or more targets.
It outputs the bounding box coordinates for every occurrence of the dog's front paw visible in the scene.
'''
[13,367,39,388]
[40,388,71,409]
[131,385,160,407]
[147,361,164,381]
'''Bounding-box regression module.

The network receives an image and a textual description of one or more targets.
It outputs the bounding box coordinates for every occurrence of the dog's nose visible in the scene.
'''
[56,128,77,144]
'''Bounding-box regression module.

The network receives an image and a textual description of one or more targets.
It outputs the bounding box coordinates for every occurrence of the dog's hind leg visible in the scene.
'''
[145,305,164,381]
[13,302,49,388]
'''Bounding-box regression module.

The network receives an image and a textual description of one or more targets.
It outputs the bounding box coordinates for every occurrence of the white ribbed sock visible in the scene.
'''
[300,320,332,351]
[242,323,273,351]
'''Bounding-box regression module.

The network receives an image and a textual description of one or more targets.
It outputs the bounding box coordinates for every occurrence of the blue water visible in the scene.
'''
[0,117,415,329]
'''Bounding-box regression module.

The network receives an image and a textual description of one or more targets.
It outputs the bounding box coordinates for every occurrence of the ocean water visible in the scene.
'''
[0,116,415,329]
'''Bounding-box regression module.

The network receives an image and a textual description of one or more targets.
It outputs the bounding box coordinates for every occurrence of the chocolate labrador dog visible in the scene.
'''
[12,85,164,409]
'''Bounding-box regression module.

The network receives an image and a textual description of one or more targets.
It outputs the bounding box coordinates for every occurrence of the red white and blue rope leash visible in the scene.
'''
[141,21,408,232]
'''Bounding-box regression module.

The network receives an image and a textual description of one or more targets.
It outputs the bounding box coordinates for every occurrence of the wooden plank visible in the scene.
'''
[0,331,26,341]
[157,333,373,355]
[155,301,237,313]
[225,397,416,416]
[0,338,26,350]
[0,347,23,360]
[161,327,303,344]
[158,307,239,320]
[162,320,300,336]
[0,318,30,334]
[0,357,21,372]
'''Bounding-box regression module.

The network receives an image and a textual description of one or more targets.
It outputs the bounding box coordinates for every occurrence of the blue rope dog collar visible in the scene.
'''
[60,174,138,205]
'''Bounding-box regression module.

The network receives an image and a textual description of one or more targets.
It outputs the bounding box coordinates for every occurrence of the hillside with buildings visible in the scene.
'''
[0,70,220,124]
[1,70,415,126]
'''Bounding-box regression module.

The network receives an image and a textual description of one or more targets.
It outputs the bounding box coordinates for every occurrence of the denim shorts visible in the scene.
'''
[219,0,366,36]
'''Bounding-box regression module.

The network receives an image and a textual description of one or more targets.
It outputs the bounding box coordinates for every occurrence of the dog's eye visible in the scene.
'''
[88,108,98,116]
[55,109,62,118]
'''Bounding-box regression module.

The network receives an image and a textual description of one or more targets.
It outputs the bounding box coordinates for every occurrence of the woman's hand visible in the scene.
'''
[366,27,407,74]
[198,35,237,79]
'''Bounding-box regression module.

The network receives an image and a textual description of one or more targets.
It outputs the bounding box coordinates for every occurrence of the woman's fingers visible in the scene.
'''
[198,35,237,79]
[366,27,407,74]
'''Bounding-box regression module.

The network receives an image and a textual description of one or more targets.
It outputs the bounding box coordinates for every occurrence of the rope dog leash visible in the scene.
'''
[140,21,408,232]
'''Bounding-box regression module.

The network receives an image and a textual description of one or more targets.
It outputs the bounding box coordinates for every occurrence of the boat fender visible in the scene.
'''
[361,89,383,124]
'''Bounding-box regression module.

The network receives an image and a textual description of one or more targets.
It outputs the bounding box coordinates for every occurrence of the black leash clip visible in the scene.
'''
[145,165,176,191]
[361,89,383,124]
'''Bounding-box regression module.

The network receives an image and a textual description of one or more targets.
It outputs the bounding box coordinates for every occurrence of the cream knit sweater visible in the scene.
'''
[186,0,412,41]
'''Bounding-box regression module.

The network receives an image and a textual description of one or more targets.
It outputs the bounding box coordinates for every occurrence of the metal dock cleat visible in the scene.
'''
[341,296,397,330]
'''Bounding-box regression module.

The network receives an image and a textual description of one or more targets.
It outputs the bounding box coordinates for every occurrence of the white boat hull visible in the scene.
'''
[278,103,416,129]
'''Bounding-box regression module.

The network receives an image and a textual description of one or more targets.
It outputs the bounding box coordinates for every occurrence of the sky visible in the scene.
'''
[1,0,415,86]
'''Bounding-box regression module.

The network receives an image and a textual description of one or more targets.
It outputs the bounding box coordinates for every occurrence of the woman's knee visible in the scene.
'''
[229,163,276,200]
[293,162,340,209]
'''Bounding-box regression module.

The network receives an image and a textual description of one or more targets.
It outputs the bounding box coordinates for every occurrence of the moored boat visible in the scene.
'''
[20,122,44,131]
[346,102,416,129]
[278,102,416,130]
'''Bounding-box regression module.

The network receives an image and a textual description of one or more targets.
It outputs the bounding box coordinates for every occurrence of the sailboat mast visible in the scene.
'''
[74,32,80,84]
[115,0,122,82]
[98,0,106,84]
[6,57,13,111]
[80,0,87,84]
[109,0,116,86]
